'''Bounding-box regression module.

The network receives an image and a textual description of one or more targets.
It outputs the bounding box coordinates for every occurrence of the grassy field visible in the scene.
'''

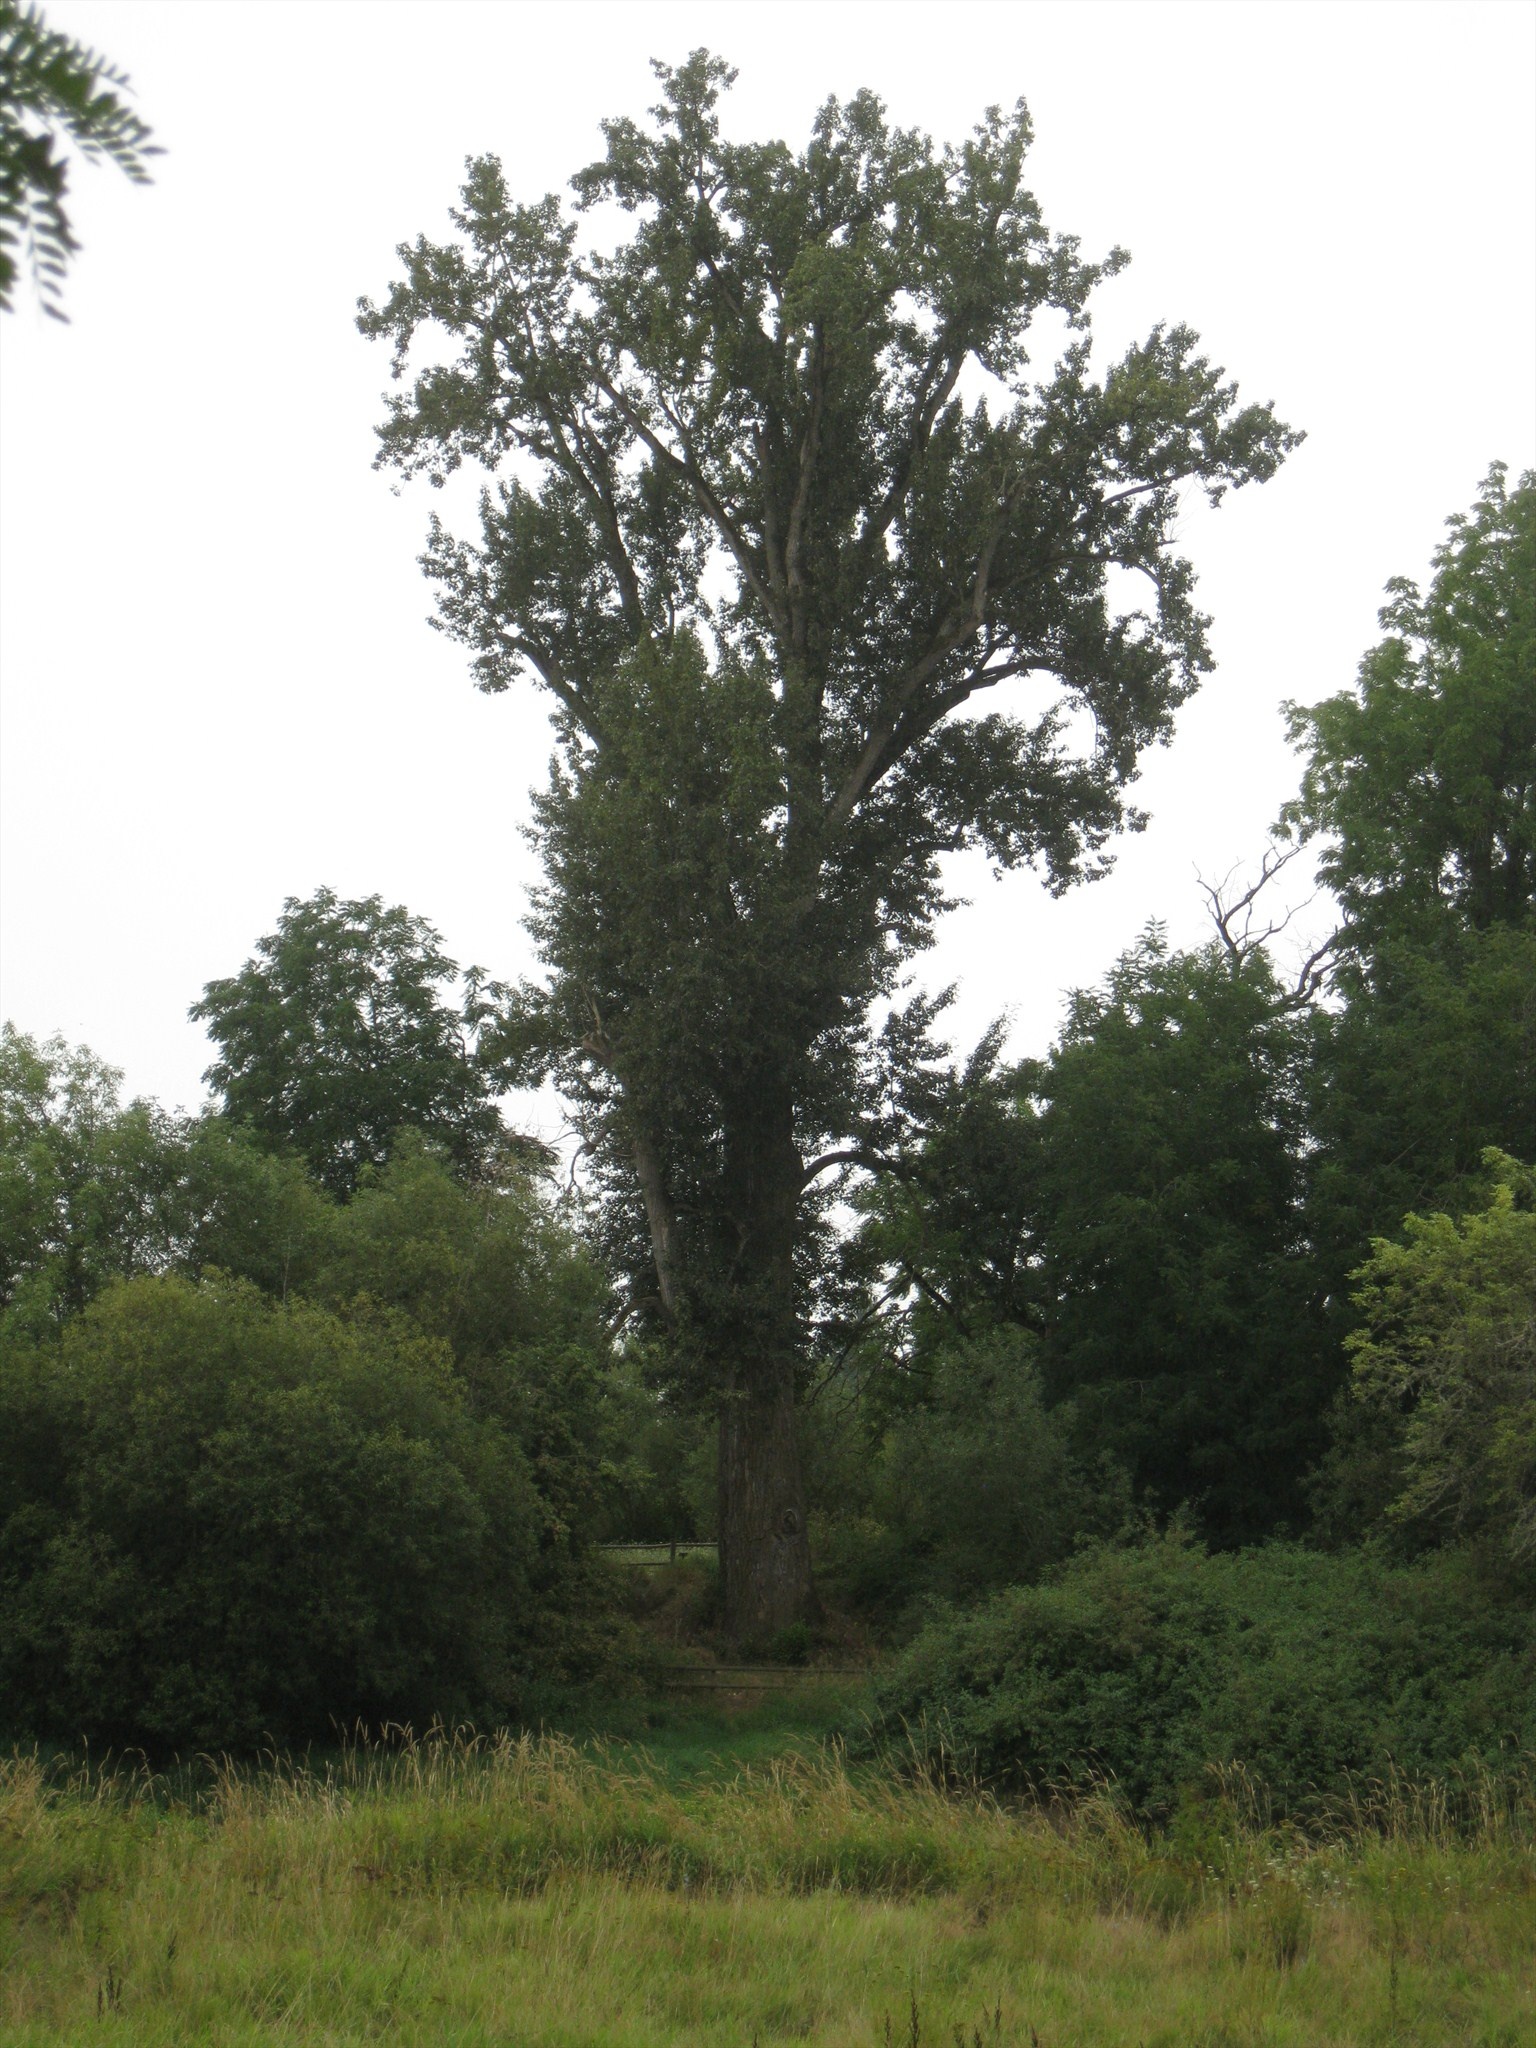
[1,1710,1532,2047]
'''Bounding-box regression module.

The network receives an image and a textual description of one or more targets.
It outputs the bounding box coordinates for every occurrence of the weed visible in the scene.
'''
[94,1958,124,2018]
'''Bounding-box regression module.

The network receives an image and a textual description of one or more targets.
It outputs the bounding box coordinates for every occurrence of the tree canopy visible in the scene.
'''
[1285,471,1536,1275]
[191,888,506,1199]
[360,53,1299,1635]
[1283,464,1535,945]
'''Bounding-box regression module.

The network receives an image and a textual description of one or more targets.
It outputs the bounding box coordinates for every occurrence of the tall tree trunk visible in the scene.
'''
[711,1097,817,1643]
[629,1083,817,1642]
[716,1352,815,1643]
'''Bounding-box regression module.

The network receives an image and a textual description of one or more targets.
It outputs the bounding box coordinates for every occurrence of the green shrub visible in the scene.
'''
[820,1330,1125,1621]
[861,1531,1536,1817]
[0,1274,551,1750]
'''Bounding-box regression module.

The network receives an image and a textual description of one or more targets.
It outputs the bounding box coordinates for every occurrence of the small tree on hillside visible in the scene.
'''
[360,55,1299,1637]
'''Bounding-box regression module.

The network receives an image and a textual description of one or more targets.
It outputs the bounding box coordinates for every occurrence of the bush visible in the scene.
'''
[820,1331,1126,1622]
[0,1274,551,1750]
[861,1531,1536,1817]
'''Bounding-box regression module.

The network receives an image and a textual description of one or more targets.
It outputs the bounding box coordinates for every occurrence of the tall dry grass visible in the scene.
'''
[1,1728,1532,2043]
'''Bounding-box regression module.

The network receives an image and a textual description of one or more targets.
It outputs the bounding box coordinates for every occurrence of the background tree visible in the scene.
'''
[1024,933,1330,1542]
[855,931,1328,1546]
[0,0,157,317]
[1282,465,1534,945]
[192,888,507,1199]
[0,1022,348,1321]
[0,1023,188,1329]
[1283,471,1536,1291]
[360,54,1298,1637]
[1304,927,1536,1282]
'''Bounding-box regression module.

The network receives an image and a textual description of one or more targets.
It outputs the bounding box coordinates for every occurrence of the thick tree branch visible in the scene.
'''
[1098,479,1168,514]
[494,632,610,751]
[592,367,784,633]
[487,309,651,638]
[630,1122,682,1323]
[755,421,789,611]
[798,1144,911,1190]
[783,326,828,655]
[826,479,1028,831]
[565,407,647,629]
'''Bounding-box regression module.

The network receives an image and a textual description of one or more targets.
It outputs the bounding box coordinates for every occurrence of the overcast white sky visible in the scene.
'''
[2,0,1533,1135]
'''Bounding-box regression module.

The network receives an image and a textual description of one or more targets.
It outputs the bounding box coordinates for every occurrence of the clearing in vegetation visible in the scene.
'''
[1,1712,1531,2047]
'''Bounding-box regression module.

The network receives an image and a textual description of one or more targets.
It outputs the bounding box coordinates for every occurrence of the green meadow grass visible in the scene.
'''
[1,1725,1532,2046]
[536,1676,874,1783]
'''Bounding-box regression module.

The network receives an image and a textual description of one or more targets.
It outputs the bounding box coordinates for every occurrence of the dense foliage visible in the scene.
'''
[1290,465,1535,1301]
[828,470,1534,1599]
[865,1534,1536,1817]
[0,1023,189,1327]
[1282,464,1534,945]
[0,1277,546,1748]
[843,933,1330,1554]
[1326,1156,1536,1576]
[0,966,647,1750]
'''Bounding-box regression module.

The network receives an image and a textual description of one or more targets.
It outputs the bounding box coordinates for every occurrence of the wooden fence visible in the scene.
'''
[651,1663,868,1690]
[599,1541,718,1567]
[599,1543,869,1688]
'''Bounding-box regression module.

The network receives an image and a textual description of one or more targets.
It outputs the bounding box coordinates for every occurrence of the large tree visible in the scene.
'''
[359,55,1298,1637]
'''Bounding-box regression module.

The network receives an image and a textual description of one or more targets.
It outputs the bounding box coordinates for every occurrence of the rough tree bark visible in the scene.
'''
[715,1103,817,1638]
[717,1359,815,1642]
[642,1092,816,1641]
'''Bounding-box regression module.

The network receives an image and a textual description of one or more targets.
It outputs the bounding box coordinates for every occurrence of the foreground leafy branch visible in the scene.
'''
[0,0,158,317]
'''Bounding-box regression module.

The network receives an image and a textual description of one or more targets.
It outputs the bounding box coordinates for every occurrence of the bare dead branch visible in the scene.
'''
[1198,845,1348,1006]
